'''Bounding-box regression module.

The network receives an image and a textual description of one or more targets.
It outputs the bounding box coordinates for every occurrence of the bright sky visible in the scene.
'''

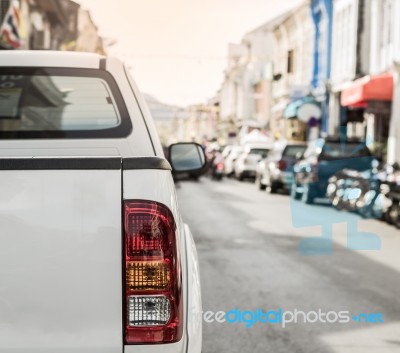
[77,0,302,106]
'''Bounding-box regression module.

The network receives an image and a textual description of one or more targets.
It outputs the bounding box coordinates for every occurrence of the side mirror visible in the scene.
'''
[168,142,206,173]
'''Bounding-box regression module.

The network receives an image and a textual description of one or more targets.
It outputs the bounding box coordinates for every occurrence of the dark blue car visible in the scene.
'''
[292,138,375,204]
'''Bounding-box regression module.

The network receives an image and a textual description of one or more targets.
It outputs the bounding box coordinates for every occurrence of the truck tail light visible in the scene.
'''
[124,200,182,344]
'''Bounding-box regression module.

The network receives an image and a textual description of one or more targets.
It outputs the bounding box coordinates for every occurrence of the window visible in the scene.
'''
[383,0,393,47]
[379,0,394,67]
[283,145,307,158]
[249,148,270,156]
[321,142,371,159]
[287,50,295,74]
[0,0,10,25]
[318,15,328,79]
[0,67,132,139]
[30,29,46,50]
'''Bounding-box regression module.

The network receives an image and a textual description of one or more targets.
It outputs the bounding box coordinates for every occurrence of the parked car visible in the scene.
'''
[0,51,203,353]
[292,137,374,204]
[224,145,244,176]
[234,144,271,181]
[256,141,307,193]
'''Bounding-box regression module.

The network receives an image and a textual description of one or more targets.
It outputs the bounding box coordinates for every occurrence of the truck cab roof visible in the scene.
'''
[0,50,104,69]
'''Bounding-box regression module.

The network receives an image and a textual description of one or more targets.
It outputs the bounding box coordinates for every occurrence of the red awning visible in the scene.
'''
[341,73,394,107]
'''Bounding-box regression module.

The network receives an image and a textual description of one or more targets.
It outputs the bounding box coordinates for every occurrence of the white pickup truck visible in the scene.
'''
[0,51,203,353]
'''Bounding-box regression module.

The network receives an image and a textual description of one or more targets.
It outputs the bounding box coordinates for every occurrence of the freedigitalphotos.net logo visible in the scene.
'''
[202,309,384,328]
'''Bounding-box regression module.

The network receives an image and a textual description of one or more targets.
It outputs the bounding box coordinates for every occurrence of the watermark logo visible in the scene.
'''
[202,309,384,328]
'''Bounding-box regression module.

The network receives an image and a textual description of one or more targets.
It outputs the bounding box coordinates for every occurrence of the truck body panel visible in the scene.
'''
[0,168,123,353]
[0,51,202,353]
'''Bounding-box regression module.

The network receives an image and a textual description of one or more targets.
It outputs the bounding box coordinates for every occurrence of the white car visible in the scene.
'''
[234,144,271,180]
[0,51,203,353]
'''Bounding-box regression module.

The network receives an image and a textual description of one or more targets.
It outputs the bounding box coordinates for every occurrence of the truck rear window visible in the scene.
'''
[283,145,307,158]
[250,148,269,156]
[0,67,132,138]
[321,142,371,159]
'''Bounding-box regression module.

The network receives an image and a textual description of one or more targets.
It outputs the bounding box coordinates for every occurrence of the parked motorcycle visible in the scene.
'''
[327,162,400,228]
[211,161,224,181]
[328,169,373,212]
[208,150,224,181]
[327,166,381,216]
[382,165,400,228]
[354,169,382,219]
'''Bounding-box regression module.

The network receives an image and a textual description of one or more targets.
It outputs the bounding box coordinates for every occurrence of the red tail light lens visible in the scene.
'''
[276,160,287,171]
[217,163,224,171]
[124,200,182,344]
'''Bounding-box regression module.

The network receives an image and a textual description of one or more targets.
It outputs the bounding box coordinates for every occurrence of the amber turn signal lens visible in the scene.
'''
[126,261,170,290]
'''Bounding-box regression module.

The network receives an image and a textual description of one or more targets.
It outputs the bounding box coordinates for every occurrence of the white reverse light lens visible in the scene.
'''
[128,295,171,326]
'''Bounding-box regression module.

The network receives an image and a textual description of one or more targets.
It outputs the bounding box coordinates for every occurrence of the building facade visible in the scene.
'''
[75,9,105,54]
[336,0,399,162]
[329,0,371,138]
[219,42,249,141]
[0,0,104,54]
[219,18,278,143]
[369,0,400,164]
[272,2,315,141]
[310,0,333,133]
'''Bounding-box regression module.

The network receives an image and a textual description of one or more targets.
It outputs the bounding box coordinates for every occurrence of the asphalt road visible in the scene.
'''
[177,176,400,353]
